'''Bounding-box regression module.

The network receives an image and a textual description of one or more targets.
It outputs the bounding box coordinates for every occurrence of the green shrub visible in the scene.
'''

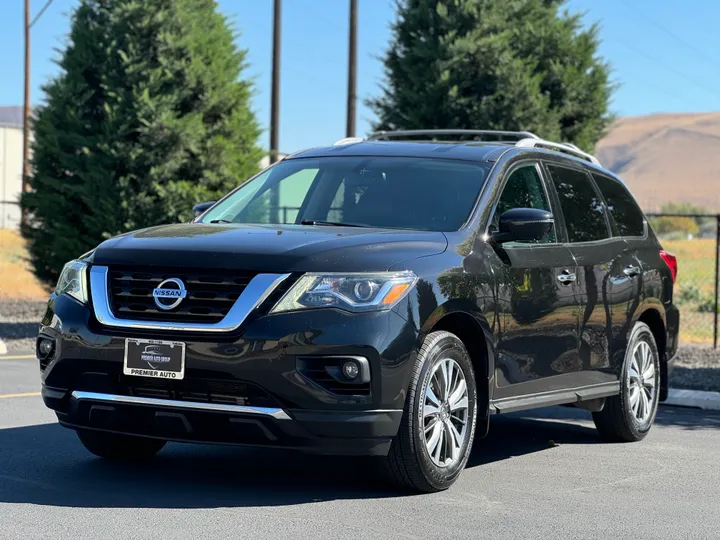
[697,298,720,313]
[21,0,262,286]
[676,285,702,305]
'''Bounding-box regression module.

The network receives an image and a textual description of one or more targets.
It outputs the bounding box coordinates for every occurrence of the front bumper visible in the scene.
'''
[38,294,419,455]
[42,387,402,455]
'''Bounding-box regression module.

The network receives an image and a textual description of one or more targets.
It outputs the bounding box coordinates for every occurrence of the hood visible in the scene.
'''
[91,223,448,272]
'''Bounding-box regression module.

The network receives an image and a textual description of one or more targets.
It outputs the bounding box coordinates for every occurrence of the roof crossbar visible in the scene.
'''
[515,138,601,166]
[367,129,540,142]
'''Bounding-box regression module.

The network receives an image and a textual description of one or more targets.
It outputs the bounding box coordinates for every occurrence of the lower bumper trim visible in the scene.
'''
[71,390,291,420]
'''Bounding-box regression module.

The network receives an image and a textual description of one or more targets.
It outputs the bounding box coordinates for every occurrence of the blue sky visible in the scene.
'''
[2,0,720,153]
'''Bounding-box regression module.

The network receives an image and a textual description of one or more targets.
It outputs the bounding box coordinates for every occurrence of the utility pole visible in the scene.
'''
[269,0,281,223]
[23,0,31,196]
[21,0,54,214]
[270,0,281,164]
[346,0,358,138]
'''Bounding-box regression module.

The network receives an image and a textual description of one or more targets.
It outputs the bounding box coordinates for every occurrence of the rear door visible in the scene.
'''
[591,173,647,367]
[544,163,625,385]
[488,161,581,399]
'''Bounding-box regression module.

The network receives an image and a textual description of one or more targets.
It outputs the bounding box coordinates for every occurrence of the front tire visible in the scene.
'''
[593,322,660,442]
[382,331,478,492]
[76,429,166,461]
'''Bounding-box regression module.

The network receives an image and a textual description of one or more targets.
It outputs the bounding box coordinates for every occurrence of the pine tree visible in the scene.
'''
[370,0,614,151]
[22,0,262,286]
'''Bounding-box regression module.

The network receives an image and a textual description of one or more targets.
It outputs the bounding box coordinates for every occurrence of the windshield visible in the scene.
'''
[200,156,489,231]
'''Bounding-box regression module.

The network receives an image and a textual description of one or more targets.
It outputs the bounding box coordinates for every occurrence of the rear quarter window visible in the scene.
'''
[592,174,645,237]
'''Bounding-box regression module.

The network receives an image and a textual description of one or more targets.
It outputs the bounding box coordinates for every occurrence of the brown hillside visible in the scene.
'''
[596,112,720,212]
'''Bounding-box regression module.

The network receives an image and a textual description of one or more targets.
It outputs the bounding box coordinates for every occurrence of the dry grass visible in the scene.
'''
[664,238,717,295]
[663,237,717,345]
[0,229,48,300]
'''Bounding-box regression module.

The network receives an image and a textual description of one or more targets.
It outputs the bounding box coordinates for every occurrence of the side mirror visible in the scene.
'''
[493,208,554,244]
[192,201,216,218]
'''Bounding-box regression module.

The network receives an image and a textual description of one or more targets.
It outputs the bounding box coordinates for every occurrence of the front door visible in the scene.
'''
[488,162,581,399]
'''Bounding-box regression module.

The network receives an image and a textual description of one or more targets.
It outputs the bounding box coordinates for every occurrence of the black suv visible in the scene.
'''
[37,130,679,493]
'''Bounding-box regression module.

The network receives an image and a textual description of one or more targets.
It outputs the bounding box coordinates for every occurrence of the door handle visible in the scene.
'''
[557,271,576,284]
[623,265,641,277]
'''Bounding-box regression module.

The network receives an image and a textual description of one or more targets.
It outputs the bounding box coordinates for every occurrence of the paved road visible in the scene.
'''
[2,352,720,540]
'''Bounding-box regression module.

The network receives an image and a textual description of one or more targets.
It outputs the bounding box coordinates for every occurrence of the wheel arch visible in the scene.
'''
[423,307,494,435]
[637,307,668,400]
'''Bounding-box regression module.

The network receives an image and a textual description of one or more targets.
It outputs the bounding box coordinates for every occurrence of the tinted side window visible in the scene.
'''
[592,174,645,237]
[491,164,556,244]
[546,165,609,243]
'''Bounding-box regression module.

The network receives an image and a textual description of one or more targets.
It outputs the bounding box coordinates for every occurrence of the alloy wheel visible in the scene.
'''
[628,340,657,423]
[421,357,470,468]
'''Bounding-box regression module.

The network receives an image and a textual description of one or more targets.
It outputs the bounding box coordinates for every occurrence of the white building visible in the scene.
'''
[0,106,23,229]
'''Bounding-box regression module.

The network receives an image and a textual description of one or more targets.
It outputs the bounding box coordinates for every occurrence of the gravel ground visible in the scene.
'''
[0,300,46,353]
[2,299,719,391]
[670,345,720,392]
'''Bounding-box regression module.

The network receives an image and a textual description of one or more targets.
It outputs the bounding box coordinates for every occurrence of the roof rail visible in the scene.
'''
[368,129,540,142]
[515,138,601,166]
[332,130,601,167]
[333,137,365,145]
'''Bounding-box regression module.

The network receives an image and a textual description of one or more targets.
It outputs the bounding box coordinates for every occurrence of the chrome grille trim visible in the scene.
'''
[90,265,290,332]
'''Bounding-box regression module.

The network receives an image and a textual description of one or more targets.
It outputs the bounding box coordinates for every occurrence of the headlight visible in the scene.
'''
[270,271,417,314]
[55,260,88,304]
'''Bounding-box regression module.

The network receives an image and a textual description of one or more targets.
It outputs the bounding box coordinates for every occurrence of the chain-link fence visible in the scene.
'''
[647,213,720,348]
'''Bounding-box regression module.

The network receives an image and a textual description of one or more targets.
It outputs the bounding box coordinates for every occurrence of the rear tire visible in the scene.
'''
[382,331,478,493]
[593,322,660,442]
[76,429,166,461]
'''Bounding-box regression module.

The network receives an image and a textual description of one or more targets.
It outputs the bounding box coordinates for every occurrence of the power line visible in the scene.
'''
[614,72,707,111]
[604,30,720,103]
[29,0,54,28]
[616,0,720,74]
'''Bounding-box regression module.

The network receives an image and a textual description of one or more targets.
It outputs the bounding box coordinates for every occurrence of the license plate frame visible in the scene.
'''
[123,338,186,380]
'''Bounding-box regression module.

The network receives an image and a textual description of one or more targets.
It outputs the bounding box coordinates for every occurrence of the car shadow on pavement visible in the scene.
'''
[467,410,601,468]
[0,405,717,508]
[501,404,720,432]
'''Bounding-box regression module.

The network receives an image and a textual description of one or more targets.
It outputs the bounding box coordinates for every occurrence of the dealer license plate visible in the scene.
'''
[123,338,186,380]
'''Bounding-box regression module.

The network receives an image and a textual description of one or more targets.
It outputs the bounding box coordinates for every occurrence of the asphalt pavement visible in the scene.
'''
[2,351,720,540]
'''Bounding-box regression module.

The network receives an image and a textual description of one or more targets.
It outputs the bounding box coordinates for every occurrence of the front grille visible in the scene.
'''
[107,267,260,323]
[115,375,280,408]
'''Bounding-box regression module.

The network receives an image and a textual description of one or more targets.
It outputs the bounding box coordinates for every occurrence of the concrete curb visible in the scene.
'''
[0,339,6,355]
[663,388,720,411]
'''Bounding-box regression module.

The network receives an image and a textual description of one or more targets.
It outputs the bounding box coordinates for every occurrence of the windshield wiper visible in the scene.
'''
[209,219,233,224]
[300,219,369,228]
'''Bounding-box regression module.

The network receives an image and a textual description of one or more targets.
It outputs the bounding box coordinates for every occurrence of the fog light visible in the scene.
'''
[38,337,54,359]
[342,361,360,380]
